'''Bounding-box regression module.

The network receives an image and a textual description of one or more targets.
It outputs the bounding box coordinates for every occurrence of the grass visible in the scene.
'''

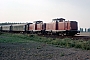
[0,33,31,43]
[0,32,90,50]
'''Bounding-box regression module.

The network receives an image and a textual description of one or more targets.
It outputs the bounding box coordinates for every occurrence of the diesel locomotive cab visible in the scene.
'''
[33,21,43,24]
[29,21,43,34]
[33,21,43,30]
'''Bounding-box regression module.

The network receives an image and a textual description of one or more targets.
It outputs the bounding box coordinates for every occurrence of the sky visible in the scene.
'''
[0,0,90,29]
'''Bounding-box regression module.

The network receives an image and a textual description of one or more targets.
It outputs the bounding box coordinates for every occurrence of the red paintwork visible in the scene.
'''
[44,21,78,31]
[36,24,43,30]
[58,22,65,30]
[29,24,35,30]
[46,22,56,30]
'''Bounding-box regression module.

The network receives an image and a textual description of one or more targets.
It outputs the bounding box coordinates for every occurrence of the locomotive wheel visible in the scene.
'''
[31,31,33,34]
[61,34,64,36]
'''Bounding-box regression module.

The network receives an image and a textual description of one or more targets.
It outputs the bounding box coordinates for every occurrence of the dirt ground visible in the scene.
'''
[0,41,90,60]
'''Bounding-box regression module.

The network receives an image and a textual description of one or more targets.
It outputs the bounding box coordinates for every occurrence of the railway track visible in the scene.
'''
[38,35,90,41]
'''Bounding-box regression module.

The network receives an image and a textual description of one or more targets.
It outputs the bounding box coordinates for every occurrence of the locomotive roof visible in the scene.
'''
[52,18,65,22]
[33,21,43,22]
[53,18,65,21]
[33,21,43,24]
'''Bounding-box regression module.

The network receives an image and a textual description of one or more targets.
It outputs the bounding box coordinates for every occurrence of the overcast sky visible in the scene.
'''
[0,0,90,29]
